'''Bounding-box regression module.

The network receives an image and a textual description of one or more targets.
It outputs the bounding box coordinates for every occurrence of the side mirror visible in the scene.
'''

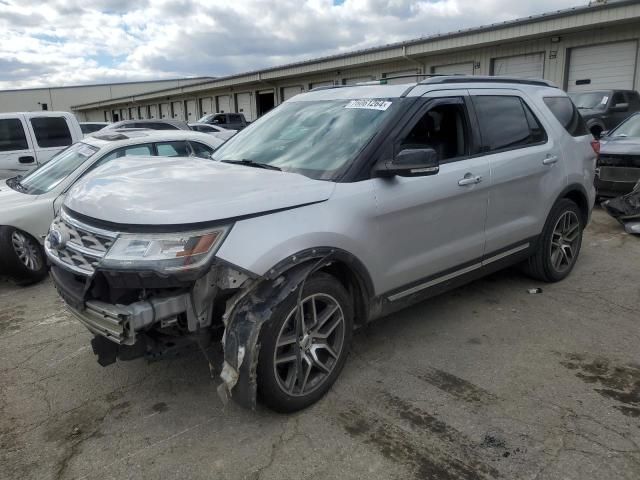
[374,148,440,178]
[611,103,629,112]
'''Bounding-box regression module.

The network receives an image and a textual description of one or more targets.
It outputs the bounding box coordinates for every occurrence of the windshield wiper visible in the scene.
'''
[220,159,281,171]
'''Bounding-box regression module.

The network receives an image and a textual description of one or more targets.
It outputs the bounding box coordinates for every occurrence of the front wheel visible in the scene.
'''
[524,199,584,282]
[0,227,48,285]
[257,272,353,413]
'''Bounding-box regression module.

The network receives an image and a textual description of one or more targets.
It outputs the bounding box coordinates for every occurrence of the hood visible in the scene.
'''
[0,180,36,213]
[64,157,335,225]
[600,137,640,156]
[577,108,601,120]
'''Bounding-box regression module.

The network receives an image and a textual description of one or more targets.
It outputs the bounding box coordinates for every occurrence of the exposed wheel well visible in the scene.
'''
[563,188,589,225]
[317,261,370,327]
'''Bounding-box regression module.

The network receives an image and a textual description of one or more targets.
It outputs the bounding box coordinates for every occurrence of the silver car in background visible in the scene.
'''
[47,76,596,412]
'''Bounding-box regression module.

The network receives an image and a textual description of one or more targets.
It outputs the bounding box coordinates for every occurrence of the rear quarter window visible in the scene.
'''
[543,97,588,137]
[30,117,73,147]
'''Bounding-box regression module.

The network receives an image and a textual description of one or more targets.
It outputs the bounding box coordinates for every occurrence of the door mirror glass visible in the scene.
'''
[374,148,439,178]
[611,102,629,112]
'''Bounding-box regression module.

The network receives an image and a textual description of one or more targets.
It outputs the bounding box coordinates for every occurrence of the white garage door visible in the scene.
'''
[185,100,197,121]
[236,92,253,121]
[310,80,334,89]
[138,106,147,119]
[172,101,184,120]
[492,53,544,79]
[433,62,475,76]
[217,95,232,113]
[282,85,304,101]
[344,76,375,85]
[149,104,158,119]
[383,69,420,85]
[160,103,170,119]
[200,97,213,117]
[567,41,638,92]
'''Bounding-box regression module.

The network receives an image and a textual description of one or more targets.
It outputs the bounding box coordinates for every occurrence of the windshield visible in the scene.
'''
[211,99,395,179]
[608,114,640,138]
[199,114,214,123]
[17,142,99,195]
[568,91,610,110]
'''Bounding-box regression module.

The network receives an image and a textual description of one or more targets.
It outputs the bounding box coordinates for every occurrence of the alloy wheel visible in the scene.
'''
[11,231,42,271]
[550,211,580,273]
[273,293,346,397]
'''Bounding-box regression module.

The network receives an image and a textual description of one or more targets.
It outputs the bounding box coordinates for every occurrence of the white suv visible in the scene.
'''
[0,130,222,284]
[46,76,597,412]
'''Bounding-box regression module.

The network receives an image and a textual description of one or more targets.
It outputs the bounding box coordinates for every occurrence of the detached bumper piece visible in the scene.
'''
[602,179,640,235]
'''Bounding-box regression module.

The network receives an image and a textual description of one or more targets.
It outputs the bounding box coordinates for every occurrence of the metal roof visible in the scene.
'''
[72,0,640,110]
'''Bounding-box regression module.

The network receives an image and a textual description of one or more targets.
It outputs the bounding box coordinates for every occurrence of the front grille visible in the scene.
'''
[46,210,118,276]
[598,154,640,168]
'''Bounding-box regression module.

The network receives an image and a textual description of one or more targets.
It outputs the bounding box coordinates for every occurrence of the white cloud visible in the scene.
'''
[0,0,581,89]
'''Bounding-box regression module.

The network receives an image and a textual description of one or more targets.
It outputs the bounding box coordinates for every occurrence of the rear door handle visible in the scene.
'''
[18,156,35,164]
[543,155,558,165]
[458,174,483,186]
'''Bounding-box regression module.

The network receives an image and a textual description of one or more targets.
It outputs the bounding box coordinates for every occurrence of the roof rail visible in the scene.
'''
[419,75,558,88]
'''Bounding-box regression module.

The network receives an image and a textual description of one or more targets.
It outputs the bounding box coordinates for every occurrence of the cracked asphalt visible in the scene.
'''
[1,208,639,480]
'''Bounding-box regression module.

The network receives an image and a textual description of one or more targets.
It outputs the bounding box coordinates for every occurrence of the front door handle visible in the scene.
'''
[18,156,35,164]
[458,174,483,186]
[543,155,558,165]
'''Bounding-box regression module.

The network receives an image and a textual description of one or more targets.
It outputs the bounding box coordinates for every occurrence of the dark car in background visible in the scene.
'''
[198,112,248,130]
[569,89,640,139]
[96,119,191,132]
[596,112,640,198]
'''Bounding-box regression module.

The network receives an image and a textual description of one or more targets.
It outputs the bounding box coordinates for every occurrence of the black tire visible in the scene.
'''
[523,199,584,283]
[257,272,354,413]
[0,226,48,286]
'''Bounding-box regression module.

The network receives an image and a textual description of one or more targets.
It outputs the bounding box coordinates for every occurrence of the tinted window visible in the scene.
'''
[0,119,28,152]
[612,92,626,106]
[230,115,242,123]
[80,124,106,134]
[543,97,588,137]
[156,141,190,157]
[473,96,545,152]
[628,91,640,108]
[30,117,72,148]
[213,114,226,124]
[190,142,215,159]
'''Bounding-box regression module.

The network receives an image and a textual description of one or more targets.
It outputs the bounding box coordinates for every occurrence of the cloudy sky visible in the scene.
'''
[0,0,583,89]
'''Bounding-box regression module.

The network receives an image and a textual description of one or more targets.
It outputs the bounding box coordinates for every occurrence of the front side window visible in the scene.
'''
[0,118,29,152]
[213,114,227,124]
[400,100,469,161]
[211,99,397,180]
[156,141,190,157]
[190,141,215,159]
[17,142,98,194]
[30,117,72,148]
[543,97,588,137]
[473,96,546,153]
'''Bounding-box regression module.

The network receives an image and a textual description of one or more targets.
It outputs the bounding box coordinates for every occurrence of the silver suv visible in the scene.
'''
[46,76,597,412]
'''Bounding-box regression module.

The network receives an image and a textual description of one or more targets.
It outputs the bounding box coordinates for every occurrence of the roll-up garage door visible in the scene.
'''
[383,69,420,85]
[567,41,638,92]
[149,105,158,119]
[160,103,170,119]
[432,62,475,76]
[217,95,232,113]
[344,76,375,85]
[236,92,253,121]
[282,86,304,101]
[310,80,334,89]
[138,106,147,119]
[172,101,184,120]
[492,53,544,79]
[185,100,197,121]
[200,97,213,117]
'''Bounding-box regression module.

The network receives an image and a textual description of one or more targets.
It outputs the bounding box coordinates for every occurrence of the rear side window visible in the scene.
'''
[0,119,29,151]
[473,96,547,152]
[190,141,215,159]
[543,97,588,137]
[30,117,72,148]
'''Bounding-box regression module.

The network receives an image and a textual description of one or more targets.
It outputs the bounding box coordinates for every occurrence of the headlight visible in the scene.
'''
[100,226,230,272]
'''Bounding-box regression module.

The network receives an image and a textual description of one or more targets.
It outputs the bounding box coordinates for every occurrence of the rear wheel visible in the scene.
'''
[0,227,48,285]
[524,199,584,282]
[257,272,353,413]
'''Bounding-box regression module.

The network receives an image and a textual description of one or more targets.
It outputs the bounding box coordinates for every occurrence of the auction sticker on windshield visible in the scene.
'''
[345,99,392,111]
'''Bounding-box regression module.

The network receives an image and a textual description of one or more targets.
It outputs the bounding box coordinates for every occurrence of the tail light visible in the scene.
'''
[590,139,600,156]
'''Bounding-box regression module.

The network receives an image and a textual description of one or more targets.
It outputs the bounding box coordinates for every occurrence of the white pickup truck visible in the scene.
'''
[0,112,83,179]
